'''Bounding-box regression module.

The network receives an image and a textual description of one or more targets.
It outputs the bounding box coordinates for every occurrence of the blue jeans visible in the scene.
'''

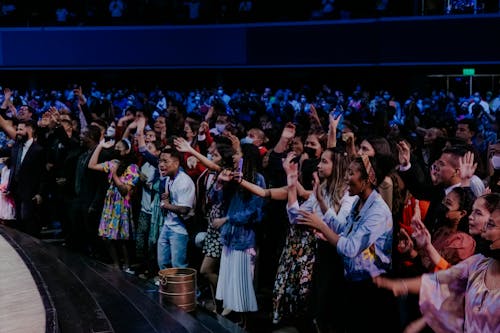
[157,225,188,269]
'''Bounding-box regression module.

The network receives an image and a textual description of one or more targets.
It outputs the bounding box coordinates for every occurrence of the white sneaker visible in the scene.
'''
[221,307,232,316]
[123,267,135,274]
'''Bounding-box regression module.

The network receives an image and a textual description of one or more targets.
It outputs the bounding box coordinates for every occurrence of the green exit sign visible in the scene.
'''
[463,68,475,76]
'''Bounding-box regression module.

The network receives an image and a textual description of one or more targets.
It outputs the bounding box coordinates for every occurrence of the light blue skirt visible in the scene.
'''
[216,246,258,312]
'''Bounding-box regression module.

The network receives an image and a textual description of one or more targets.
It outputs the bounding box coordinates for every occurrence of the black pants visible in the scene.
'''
[14,198,40,237]
[344,278,400,333]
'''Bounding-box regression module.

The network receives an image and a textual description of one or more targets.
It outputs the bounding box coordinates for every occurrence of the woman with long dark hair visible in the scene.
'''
[88,138,140,272]
[210,143,265,328]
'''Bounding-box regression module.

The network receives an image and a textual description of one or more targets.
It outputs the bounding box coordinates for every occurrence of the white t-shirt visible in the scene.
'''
[163,171,195,235]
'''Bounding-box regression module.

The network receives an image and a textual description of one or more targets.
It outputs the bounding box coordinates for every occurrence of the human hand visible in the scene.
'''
[296,210,324,230]
[328,112,342,132]
[173,137,193,153]
[32,194,43,205]
[3,88,12,101]
[313,172,323,201]
[397,228,414,254]
[373,276,407,297]
[281,122,296,140]
[411,218,431,250]
[459,151,477,183]
[101,140,115,149]
[212,217,227,229]
[282,151,298,174]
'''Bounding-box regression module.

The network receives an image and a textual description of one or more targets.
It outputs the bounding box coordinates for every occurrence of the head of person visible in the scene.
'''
[183,117,200,142]
[215,114,230,134]
[480,201,500,260]
[145,140,162,157]
[424,127,445,146]
[158,148,181,177]
[318,147,351,207]
[357,136,392,158]
[469,193,500,236]
[81,124,101,149]
[17,105,34,122]
[346,155,387,198]
[472,92,482,104]
[114,138,137,176]
[113,138,132,159]
[90,118,108,140]
[145,129,157,144]
[433,145,468,187]
[242,128,267,147]
[154,114,167,133]
[208,136,234,168]
[16,120,37,143]
[442,187,474,232]
[304,132,326,159]
[234,143,260,184]
[456,118,477,144]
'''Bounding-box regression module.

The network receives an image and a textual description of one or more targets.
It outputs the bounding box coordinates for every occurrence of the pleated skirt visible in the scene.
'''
[216,246,258,312]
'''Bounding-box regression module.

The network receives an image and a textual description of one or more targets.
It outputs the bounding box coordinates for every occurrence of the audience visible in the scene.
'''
[0,80,498,332]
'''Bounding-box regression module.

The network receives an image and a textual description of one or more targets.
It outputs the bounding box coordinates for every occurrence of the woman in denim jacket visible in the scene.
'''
[210,143,265,328]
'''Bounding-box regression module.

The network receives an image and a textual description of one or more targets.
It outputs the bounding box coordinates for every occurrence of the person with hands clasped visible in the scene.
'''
[156,148,196,270]
[297,154,398,333]
[284,146,354,332]
[88,138,140,272]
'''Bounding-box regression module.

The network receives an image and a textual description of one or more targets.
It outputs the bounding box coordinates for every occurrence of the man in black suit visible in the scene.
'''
[8,120,47,237]
[397,141,467,234]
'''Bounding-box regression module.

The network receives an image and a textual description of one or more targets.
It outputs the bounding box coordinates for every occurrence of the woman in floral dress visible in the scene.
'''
[88,138,140,271]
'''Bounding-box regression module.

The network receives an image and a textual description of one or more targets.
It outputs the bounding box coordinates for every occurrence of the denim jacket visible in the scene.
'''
[212,173,265,251]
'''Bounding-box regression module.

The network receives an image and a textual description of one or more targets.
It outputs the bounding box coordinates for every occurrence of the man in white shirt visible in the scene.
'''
[157,148,195,269]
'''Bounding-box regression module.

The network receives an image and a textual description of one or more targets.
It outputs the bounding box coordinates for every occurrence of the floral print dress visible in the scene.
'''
[98,161,140,240]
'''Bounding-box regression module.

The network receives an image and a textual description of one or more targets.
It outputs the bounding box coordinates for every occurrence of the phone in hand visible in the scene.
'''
[237,157,244,174]
[330,104,343,118]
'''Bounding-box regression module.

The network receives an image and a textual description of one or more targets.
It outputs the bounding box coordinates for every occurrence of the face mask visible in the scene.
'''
[240,136,254,145]
[491,155,500,170]
[383,94,391,101]
[435,203,449,224]
[474,97,481,104]
[300,98,306,103]
[304,147,317,159]
[207,153,213,161]
[217,89,224,95]
[215,124,226,133]
[112,150,122,160]
[106,126,115,138]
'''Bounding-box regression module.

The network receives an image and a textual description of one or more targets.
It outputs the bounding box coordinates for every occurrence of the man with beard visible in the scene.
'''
[8,120,47,237]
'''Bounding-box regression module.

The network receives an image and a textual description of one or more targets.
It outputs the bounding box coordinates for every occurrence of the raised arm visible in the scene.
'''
[327,113,341,149]
[174,137,221,172]
[88,141,114,171]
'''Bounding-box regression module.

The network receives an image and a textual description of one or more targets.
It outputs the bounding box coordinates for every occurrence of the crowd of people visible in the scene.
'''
[0,81,499,332]
[0,0,498,27]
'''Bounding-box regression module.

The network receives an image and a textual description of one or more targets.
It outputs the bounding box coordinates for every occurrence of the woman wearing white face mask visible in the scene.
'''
[105,121,116,141]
